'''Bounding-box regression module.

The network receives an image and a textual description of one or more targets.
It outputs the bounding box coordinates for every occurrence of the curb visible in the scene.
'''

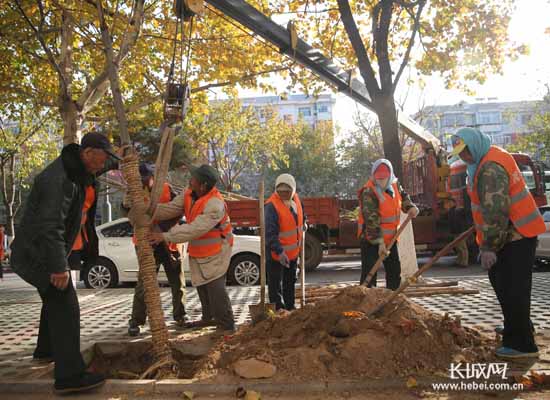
[0,377,459,395]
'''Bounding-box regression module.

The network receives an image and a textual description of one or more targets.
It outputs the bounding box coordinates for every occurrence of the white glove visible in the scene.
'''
[378,242,389,257]
[408,206,419,218]
[279,251,290,268]
[480,251,497,269]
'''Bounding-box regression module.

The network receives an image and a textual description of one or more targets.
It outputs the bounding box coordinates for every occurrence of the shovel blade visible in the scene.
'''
[249,303,276,324]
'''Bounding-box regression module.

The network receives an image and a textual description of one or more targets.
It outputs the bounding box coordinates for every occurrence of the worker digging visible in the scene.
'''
[357,159,419,289]
[450,127,546,359]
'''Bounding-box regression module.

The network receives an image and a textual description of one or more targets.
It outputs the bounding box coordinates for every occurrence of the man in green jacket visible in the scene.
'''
[10,132,119,394]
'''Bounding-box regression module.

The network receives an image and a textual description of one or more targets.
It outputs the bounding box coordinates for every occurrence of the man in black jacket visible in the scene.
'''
[10,132,119,394]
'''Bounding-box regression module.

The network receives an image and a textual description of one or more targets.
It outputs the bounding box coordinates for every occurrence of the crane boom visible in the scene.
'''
[205,0,441,150]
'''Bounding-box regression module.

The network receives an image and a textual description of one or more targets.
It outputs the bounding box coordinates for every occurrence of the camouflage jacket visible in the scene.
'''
[476,161,520,252]
[360,182,415,244]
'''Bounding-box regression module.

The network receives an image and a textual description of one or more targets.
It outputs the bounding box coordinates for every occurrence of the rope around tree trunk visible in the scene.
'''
[121,153,176,375]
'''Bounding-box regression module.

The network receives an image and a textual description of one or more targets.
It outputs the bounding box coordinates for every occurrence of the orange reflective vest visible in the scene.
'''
[72,185,96,251]
[448,160,467,209]
[265,192,304,262]
[0,231,4,259]
[183,187,233,258]
[357,179,402,245]
[468,146,546,246]
[132,183,177,252]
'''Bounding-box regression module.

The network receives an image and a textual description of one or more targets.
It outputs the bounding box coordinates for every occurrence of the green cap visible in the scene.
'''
[189,164,219,186]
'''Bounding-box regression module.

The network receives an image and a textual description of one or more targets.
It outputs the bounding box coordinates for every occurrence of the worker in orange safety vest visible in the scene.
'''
[265,173,306,311]
[357,159,419,290]
[125,163,186,336]
[150,164,235,333]
[451,127,546,360]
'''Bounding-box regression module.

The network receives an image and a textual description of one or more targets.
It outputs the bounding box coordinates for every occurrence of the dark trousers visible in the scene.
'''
[35,276,86,380]
[267,258,297,310]
[130,244,186,325]
[360,239,401,290]
[489,237,538,353]
[196,275,235,330]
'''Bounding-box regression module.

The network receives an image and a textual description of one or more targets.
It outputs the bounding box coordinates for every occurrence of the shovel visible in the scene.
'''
[299,230,306,308]
[361,215,412,287]
[367,226,475,318]
[249,178,276,323]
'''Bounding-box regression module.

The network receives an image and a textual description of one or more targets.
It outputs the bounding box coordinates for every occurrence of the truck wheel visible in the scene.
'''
[305,233,323,272]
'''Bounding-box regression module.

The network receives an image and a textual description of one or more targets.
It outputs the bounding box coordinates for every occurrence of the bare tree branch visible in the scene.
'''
[13,0,68,94]
[394,0,422,7]
[375,0,393,92]
[96,0,130,144]
[58,0,75,101]
[336,0,380,97]
[392,0,426,94]
[193,66,292,93]
[77,0,145,113]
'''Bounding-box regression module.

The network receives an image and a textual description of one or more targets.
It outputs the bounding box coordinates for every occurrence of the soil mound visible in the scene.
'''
[196,286,495,381]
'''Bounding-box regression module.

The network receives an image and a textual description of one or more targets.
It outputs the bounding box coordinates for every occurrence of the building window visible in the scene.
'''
[318,104,329,113]
[478,111,501,125]
[463,113,475,126]
[520,114,532,125]
[442,114,464,127]
[283,114,293,123]
[298,107,312,117]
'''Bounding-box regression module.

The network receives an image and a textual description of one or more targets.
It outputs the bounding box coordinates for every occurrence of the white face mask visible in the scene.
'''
[376,178,389,188]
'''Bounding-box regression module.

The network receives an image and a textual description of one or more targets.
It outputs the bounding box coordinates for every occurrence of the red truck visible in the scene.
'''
[227,127,547,271]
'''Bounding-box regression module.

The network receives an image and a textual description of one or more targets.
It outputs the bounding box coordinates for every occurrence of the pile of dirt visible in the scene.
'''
[195,286,496,382]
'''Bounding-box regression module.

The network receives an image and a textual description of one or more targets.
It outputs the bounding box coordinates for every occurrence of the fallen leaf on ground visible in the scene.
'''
[514,375,534,389]
[342,311,365,319]
[183,391,194,399]
[406,376,418,388]
[399,317,416,335]
[244,390,261,400]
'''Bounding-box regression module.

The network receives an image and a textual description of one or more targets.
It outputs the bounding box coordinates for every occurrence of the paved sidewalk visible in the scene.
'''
[1,273,550,381]
[0,275,258,380]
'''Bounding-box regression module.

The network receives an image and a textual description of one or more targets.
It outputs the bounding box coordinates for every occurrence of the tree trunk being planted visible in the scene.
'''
[96,0,173,373]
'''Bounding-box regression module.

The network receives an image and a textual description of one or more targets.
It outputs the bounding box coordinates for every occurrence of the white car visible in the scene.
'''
[80,218,261,289]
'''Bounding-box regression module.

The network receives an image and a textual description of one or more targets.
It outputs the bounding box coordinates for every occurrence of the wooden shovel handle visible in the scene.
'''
[367,226,475,317]
[259,178,266,307]
[362,214,412,287]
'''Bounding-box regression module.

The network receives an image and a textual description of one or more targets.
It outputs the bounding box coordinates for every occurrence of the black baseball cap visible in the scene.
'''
[189,164,219,186]
[81,132,121,160]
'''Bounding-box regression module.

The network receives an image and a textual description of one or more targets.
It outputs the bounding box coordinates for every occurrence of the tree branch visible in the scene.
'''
[394,0,422,7]
[336,0,380,98]
[193,66,292,93]
[392,0,426,94]
[13,0,68,94]
[96,0,130,144]
[58,0,75,102]
[375,0,393,92]
[77,0,145,113]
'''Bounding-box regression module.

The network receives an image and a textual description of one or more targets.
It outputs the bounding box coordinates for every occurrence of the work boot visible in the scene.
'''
[54,372,105,394]
[495,347,539,360]
[183,319,216,329]
[216,325,236,335]
[174,315,189,329]
[32,351,53,364]
[128,322,140,337]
